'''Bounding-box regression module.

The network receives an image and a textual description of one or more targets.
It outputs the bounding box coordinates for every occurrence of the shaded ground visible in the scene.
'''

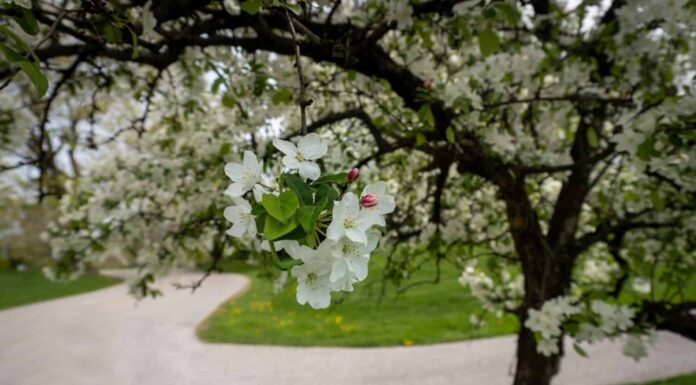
[0,272,694,385]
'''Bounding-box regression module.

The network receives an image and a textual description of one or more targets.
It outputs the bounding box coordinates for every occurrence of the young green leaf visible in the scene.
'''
[446,126,455,143]
[264,216,297,240]
[297,204,323,233]
[478,28,500,57]
[315,184,338,207]
[240,0,263,15]
[311,172,349,186]
[14,8,40,36]
[0,44,23,63]
[271,88,293,105]
[222,93,236,108]
[417,104,435,127]
[261,191,299,222]
[586,127,599,148]
[573,343,589,358]
[17,61,48,97]
[492,2,521,25]
[284,173,313,205]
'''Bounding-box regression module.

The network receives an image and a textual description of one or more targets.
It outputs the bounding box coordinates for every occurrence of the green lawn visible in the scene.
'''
[627,372,696,385]
[0,269,120,310]
[198,256,519,347]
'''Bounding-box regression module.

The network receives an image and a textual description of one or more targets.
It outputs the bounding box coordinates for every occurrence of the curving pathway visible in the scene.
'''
[0,272,694,385]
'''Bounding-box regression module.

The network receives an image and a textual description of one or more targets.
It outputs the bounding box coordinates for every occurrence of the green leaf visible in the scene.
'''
[103,24,122,44]
[296,202,325,233]
[284,173,313,205]
[417,104,435,127]
[17,61,48,97]
[264,216,297,240]
[446,126,455,143]
[586,127,599,148]
[637,137,655,161]
[261,191,299,222]
[271,88,293,105]
[573,343,589,358]
[478,28,500,57]
[315,184,338,207]
[0,43,23,63]
[650,191,665,211]
[222,93,236,108]
[311,172,349,186]
[415,132,426,146]
[219,142,232,157]
[278,2,301,15]
[492,2,521,24]
[14,8,39,36]
[275,224,307,241]
[0,25,37,61]
[240,0,263,15]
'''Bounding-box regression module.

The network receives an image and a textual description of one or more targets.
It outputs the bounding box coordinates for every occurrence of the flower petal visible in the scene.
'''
[298,133,328,159]
[224,162,244,180]
[242,150,259,170]
[345,227,367,244]
[224,182,247,197]
[273,138,296,155]
[326,220,343,241]
[299,161,321,181]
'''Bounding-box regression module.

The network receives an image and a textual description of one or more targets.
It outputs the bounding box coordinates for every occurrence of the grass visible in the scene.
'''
[198,256,519,347]
[0,269,120,311]
[626,372,696,385]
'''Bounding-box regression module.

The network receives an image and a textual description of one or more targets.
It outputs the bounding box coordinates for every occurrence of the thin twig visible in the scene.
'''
[286,10,308,135]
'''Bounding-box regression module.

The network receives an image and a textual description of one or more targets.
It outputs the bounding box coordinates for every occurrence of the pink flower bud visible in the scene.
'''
[361,193,378,208]
[347,167,360,182]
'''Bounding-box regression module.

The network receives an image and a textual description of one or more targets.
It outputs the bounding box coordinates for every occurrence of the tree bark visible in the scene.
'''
[498,177,572,385]
[513,326,561,385]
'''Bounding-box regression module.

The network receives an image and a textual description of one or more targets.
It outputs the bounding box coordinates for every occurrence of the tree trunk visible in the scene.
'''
[498,177,572,385]
[513,317,562,385]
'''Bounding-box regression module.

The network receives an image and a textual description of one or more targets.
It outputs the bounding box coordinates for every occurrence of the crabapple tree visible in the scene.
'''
[1,1,695,385]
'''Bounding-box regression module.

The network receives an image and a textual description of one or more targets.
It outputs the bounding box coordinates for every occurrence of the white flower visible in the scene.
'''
[537,338,559,356]
[273,271,288,294]
[261,239,296,253]
[575,323,604,343]
[141,1,160,41]
[361,182,396,225]
[273,133,327,181]
[591,300,635,333]
[223,198,256,238]
[525,308,561,339]
[289,240,334,309]
[224,151,263,197]
[327,192,382,244]
[330,233,378,284]
[387,0,413,30]
[622,334,648,361]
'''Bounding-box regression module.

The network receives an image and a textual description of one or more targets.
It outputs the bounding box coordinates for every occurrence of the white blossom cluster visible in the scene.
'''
[223,133,395,309]
[458,267,524,312]
[524,296,649,360]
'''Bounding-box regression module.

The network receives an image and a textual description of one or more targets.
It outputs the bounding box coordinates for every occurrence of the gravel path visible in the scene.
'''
[0,272,694,385]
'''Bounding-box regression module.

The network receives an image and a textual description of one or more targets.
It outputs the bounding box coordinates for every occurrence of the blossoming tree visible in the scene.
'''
[1,1,695,384]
